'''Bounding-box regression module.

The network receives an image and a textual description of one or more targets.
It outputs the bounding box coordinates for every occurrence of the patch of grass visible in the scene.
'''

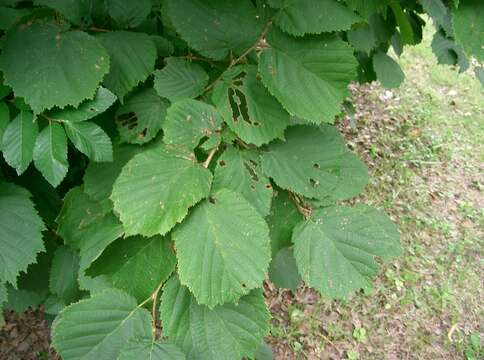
[267,22,483,359]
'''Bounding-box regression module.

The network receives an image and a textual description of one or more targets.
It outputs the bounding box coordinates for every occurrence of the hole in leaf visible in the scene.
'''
[265,184,272,189]
[243,161,259,182]
[310,178,319,187]
[208,197,216,204]
[228,88,252,125]
[313,163,320,169]
[218,160,226,167]
[117,111,138,129]
[241,283,247,288]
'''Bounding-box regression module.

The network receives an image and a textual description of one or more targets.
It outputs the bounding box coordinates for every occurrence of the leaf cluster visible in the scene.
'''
[0,0,482,358]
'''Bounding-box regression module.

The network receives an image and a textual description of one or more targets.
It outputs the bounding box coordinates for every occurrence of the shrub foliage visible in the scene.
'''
[0,0,482,359]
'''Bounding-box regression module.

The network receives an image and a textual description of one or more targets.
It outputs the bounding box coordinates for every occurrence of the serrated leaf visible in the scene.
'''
[98,31,157,100]
[87,235,176,302]
[2,111,38,175]
[151,35,175,57]
[452,0,484,61]
[268,247,301,292]
[64,121,113,162]
[266,189,302,255]
[163,99,223,149]
[45,87,117,123]
[212,147,272,216]
[160,276,270,360]
[173,188,271,307]
[4,286,43,312]
[111,145,212,237]
[33,122,68,187]
[261,125,368,201]
[421,0,452,36]
[213,66,290,146]
[107,0,151,28]
[252,342,273,360]
[165,0,263,60]
[0,16,109,113]
[431,30,469,72]
[83,143,141,204]
[0,101,9,151]
[344,0,388,19]
[49,245,80,304]
[52,289,152,360]
[34,0,93,25]
[269,0,360,36]
[372,52,405,89]
[0,182,45,285]
[347,23,377,53]
[118,339,186,360]
[57,187,124,290]
[293,204,401,298]
[259,28,357,124]
[154,57,209,101]
[115,88,169,144]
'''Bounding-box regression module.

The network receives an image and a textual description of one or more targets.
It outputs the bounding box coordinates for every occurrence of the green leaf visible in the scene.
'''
[115,88,169,144]
[266,189,302,255]
[372,52,405,89]
[212,147,272,217]
[98,31,157,100]
[452,0,484,61]
[261,125,368,201]
[259,28,357,124]
[52,289,152,360]
[151,35,175,57]
[0,182,45,285]
[293,205,401,298]
[107,0,151,28]
[165,0,263,60]
[111,145,212,237]
[4,286,43,312]
[34,0,93,25]
[83,143,141,204]
[269,247,301,292]
[163,99,223,149]
[33,122,68,187]
[421,0,452,36]
[87,235,176,302]
[252,342,273,360]
[0,7,31,30]
[160,276,270,360]
[173,188,271,307]
[0,16,109,113]
[389,1,414,45]
[344,0,388,19]
[45,87,117,123]
[56,187,124,290]
[431,30,469,72]
[118,339,186,360]
[347,24,377,53]
[0,101,9,151]
[154,57,209,101]
[269,0,360,36]
[64,121,113,162]
[2,111,38,175]
[212,66,290,146]
[49,245,80,304]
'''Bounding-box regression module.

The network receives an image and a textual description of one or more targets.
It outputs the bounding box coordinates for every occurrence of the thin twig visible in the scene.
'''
[203,147,218,168]
[203,21,272,93]
[151,282,164,338]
